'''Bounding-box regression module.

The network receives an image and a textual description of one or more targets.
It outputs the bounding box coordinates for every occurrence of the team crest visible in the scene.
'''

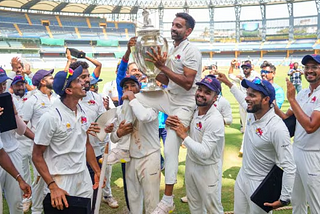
[256,128,263,136]
[81,116,87,124]
[195,121,202,131]
[175,54,181,61]
[88,100,96,105]
[311,96,317,103]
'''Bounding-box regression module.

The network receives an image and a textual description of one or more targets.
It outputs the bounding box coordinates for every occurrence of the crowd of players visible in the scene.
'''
[0,12,320,214]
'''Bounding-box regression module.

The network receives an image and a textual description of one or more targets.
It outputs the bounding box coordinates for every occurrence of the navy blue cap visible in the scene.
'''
[53,66,83,96]
[32,69,54,86]
[0,67,12,83]
[301,54,320,65]
[90,78,102,85]
[196,75,221,94]
[11,75,26,85]
[241,78,275,104]
[120,75,139,88]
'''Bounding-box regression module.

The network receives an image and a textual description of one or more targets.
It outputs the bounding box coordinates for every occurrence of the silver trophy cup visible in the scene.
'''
[131,9,168,91]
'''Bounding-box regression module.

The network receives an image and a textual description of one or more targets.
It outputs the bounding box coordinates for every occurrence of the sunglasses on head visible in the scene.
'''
[252,77,271,95]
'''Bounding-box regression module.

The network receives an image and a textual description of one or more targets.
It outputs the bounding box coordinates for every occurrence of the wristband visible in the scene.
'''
[47,180,56,188]
[15,173,21,180]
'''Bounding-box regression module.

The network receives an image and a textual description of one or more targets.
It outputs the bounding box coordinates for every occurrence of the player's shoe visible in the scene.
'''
[107,148,130,164]
[180,196,188,203]
[102,196,119,209]
[151,200,175,214]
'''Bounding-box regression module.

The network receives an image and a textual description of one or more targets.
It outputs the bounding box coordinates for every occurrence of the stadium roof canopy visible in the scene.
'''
[0,0,313,15]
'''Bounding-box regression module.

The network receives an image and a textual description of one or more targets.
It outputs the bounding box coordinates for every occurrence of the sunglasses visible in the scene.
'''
[252,77,271,95]
[61,68,74,92]
[260,70,272,74]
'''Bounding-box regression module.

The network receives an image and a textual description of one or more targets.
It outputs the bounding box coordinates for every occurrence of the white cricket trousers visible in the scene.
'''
[0,149,23,214]
[136,90,195,184]
[234,168,273,214]
[292,146,320,214]
[185,157,224,214]
[125,150,161,214]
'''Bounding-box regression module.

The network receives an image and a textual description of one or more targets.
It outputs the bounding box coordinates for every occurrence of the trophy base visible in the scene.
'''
[141,86,162,92]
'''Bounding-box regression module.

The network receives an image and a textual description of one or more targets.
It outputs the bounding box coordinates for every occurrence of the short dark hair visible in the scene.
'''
[260,61,273,69]
[175,12,195,30]
[244,60,251,64]
[270,65,276,73]
[127,62,136,72]
[70,61,89,70]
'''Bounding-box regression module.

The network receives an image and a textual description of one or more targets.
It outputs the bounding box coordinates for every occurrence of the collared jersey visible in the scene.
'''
[294,85,320,151]
[80,91,106,156]
[11,92,32,113]
[166,39,202,96]
[183,105,225,166]
[21,89,57,131]
[34,99,89,175]
[111,98,160,158]
[230,85,295,201]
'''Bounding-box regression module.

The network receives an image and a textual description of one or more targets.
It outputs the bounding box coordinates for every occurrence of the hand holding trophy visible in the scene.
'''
[131,9,168,91]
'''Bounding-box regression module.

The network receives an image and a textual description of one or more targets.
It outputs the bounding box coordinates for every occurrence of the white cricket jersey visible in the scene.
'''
[12,92,33,148]
[183,105,225,165]
[5,71,15,92]
[215,95,233,125]
[80,91,106,156]
[111,98,160,158]
[229,70,260,93]
[230,85,295,201]
[166,39,202,96]
[11,92,32,113]
[102,80,118,100]
[294,85,320,151]
[0,131,19,153]
[34,99,89,175]
[21,89,57,131]
[0,137,2,149]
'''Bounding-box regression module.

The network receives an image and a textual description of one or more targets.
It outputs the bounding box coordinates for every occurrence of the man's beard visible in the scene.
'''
[247,102,262,113]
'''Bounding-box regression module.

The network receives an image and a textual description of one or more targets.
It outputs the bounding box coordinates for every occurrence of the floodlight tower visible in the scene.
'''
[208,0,215,43]
[234,0,241,43]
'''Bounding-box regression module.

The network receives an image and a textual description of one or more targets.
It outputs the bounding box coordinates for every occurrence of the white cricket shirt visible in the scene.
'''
[166,39,202,96]
[183,105,225,165]
[34,99,89,175]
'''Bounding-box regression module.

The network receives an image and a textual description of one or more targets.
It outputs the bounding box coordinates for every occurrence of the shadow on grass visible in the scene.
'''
[223,166,241,180]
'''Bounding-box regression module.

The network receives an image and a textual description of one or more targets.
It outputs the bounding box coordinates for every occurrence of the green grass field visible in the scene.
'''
[3,65,308,213]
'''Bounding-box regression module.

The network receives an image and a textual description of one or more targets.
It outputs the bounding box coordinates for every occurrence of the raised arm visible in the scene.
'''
[86,56,102,79]
[286,78,320,133]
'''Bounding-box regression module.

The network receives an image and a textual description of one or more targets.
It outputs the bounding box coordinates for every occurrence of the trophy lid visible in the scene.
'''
[138,9,160,36]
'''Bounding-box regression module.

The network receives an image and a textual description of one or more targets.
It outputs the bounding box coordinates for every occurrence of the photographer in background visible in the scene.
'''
[202,64,218,78]
[287,62,303,94]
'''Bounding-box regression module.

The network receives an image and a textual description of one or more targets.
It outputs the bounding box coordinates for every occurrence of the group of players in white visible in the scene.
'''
[1,12,320,214]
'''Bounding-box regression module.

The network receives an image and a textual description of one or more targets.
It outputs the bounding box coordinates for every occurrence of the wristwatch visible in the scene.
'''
[280,199,290,206]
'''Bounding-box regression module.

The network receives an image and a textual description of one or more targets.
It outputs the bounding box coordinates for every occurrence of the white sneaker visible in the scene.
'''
[102,196,119,209]
[22,198,32,213]
[152,200,175,214]
[180,196,188,203]
[107,148,130,164]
